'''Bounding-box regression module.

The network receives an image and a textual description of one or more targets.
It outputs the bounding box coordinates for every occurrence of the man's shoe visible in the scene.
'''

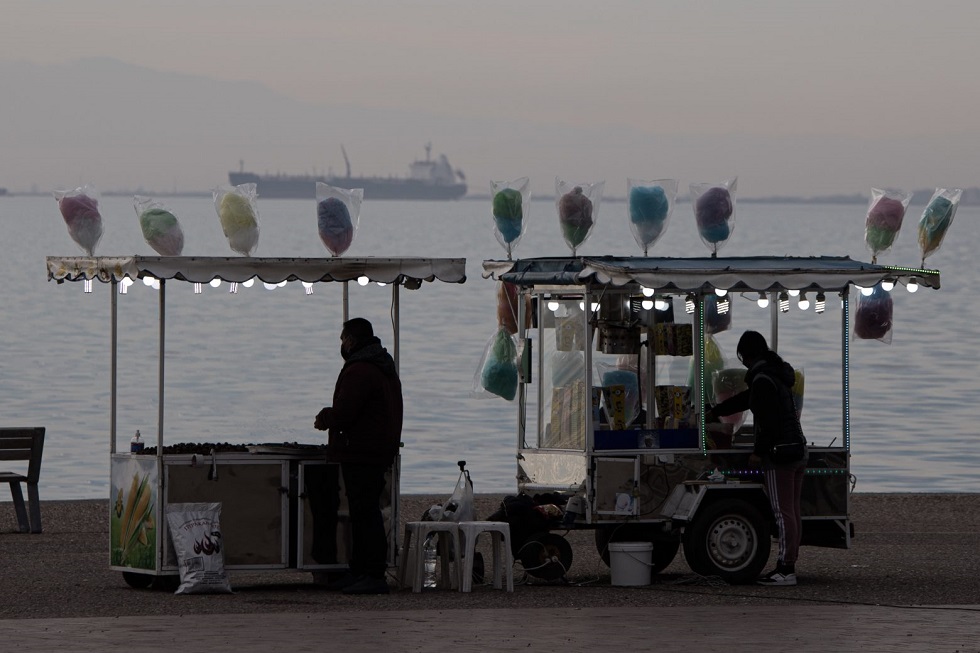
[342,576,390,595]
[756,570,797,586]
[320,572,361,591]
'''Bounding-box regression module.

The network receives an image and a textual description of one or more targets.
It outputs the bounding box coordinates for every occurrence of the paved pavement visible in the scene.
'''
[2,605,979,652]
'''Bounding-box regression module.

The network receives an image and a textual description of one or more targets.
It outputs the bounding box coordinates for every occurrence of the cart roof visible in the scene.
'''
[482,256,939,293]
[47,256,466,286]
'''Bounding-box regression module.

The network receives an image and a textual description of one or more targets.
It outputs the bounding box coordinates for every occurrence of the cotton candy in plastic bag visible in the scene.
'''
[556,178,604,255]
[134,196,184,256]
[491,177,529,259]
[690,177,737,256]
[213,183,259,256]
[853,283,893,343]
[472,327,518,401]
[704,293,732,335]
[316,182,362,256]
[689,334,726,404]
[55,185,104,256]
[627,178,677,255]
[864,188,911,263]
[917,188,961,266]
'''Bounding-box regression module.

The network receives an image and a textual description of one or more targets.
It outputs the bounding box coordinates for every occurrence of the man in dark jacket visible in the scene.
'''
[314,317,403,594]
[707,330,807,587]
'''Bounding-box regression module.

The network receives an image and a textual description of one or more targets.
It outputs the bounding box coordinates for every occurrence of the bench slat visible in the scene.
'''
[0,450,33,461]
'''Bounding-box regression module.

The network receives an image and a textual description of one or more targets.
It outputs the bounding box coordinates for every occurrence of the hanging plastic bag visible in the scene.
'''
[134,196,185,256]
[316,182,362,256]
[213,183,259,256]
[690,177,737,256]
[864,188,911,263]
[491,177,530,259]
[496,281,531,335]
[712,368,747,430]
[854,283,893,343]
[704,293,732,334]
[166,502,233,595]
[688,334,727,404]
[917,188,962,267]
[430,468,475,524]
[473,327,518,400]
[54,184,104,256]
[556,178,604,256]
[627,178,677,255]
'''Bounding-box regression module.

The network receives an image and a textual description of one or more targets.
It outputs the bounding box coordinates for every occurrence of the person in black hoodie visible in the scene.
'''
[314,317,403,595]
[707,330,807,586]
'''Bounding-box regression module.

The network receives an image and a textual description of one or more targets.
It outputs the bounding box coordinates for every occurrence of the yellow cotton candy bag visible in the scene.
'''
[213,184,259,255]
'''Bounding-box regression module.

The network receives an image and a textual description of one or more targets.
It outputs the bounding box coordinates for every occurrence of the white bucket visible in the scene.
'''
[608,541,653,587]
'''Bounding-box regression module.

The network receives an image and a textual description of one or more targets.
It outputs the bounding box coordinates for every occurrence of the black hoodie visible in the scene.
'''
[713,350,803,462]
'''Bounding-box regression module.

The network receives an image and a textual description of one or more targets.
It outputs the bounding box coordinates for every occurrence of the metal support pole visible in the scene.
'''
[392,282,400,373]
[157,279,166,450]
[110,279,118,454]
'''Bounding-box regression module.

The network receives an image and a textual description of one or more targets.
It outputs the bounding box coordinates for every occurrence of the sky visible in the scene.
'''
[2,0,979,197]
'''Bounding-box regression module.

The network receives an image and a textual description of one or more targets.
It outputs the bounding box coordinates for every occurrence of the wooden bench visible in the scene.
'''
[0,427,45,533]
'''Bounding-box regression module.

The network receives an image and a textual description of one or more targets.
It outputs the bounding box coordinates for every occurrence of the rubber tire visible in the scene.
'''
[151,575,181,592]
[594,524,681,576]
[122,571,154,589]
[518,532,573,580]
[682,498,771,584]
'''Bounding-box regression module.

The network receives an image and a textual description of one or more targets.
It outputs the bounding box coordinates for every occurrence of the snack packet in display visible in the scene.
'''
[134,196,185,256]
[690,177,737,255]
[627,178,678,255]
[166,502,232,595]
[316,182,362,256]
[596,361,640,427]
[864,188,911,263]
[213,183,259,256]
[917,188,962,266]
[853,283,893,343]
[491,177,530,259]
[55,185,104,256]
[556,178,604,255]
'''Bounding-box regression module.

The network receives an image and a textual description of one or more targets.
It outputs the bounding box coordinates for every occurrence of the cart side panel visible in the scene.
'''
[109,454,160,572]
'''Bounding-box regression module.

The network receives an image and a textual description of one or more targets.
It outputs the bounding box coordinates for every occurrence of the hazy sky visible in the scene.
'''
[3,0,979,196]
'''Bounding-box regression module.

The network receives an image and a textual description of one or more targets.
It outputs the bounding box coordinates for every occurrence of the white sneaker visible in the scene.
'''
[757,570,797,586]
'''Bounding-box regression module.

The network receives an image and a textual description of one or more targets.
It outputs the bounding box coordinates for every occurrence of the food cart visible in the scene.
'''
[482,255,939,583]
[46,255,466,588]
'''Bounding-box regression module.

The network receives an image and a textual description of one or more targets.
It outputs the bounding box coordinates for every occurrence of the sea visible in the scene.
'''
[1,193,977,501]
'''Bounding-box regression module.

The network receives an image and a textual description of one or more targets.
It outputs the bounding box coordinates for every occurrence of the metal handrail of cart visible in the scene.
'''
[483,255,940,584]
[46,255,466,587]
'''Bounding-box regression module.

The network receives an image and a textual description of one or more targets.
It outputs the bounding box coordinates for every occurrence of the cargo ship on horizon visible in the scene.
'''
[228,143,467,200]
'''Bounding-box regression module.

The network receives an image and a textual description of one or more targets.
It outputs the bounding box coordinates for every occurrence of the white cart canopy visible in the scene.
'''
[47,256,467,286]
[482,256,939,293]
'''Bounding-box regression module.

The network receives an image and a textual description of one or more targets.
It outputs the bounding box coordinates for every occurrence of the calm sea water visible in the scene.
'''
[1,193,976,500]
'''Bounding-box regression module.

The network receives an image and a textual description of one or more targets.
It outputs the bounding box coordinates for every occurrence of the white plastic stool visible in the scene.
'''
[458,521,514,592]
[398,521,462,592]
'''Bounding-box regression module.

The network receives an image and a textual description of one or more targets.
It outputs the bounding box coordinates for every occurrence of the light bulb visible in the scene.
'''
[242,278,255,288]
[228,282,239,294]
[547,300,560,312]
[654,299,668,311]
[685,295,695,314]
[641,286,655,297]
[641,299,654,310]
[881,280,894,291]
[717,297,730,314]
[277,280,287,288]
[263,282,277,290]
[209,278,222,288]
[757,293,769,308]
[194,283,203,294]
[815,292,826,314]
[302,282,314,295]
[591,302,600,312]
[788,289,800,297]
[142,276,156,287]
[357,276,370,286]
[714,288,728,297]
[798,293,810,310]
[377,282,386,287]
[860,286,874,296]
[778,291,789,313]
[907,278,919,293]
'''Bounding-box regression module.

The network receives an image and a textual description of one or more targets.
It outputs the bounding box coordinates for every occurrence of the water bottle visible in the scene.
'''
[130,430,144,453]
[423,534,437,588]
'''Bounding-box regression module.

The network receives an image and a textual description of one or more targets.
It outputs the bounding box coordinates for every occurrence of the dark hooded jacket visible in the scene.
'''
[713,350,804,463]
[319,337,403,466]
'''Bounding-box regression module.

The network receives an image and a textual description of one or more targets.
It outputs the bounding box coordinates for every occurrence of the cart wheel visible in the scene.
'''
[122,571,154,589]
[682,498,770,584]
[151,575,180,592]
[518,532,573,580]
[594,525,680,575]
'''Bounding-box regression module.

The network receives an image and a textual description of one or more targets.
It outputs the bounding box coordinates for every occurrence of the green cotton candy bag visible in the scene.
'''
[481,328,518,401]
[138,207,184,256]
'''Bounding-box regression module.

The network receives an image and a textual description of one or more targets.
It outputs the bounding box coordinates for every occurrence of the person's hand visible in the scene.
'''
[314,407,330,431]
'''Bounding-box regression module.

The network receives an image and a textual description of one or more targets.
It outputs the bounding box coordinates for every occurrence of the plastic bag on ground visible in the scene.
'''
[166,502,232,594]
[316,182,362,256]
[213,183,259,256]
[627,178,677,255]
[134,196,184,256]
[55,185,104,256]
[491,177,530,259]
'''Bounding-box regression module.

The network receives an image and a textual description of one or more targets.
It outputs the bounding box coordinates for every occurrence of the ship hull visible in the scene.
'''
[228,172,466,200]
